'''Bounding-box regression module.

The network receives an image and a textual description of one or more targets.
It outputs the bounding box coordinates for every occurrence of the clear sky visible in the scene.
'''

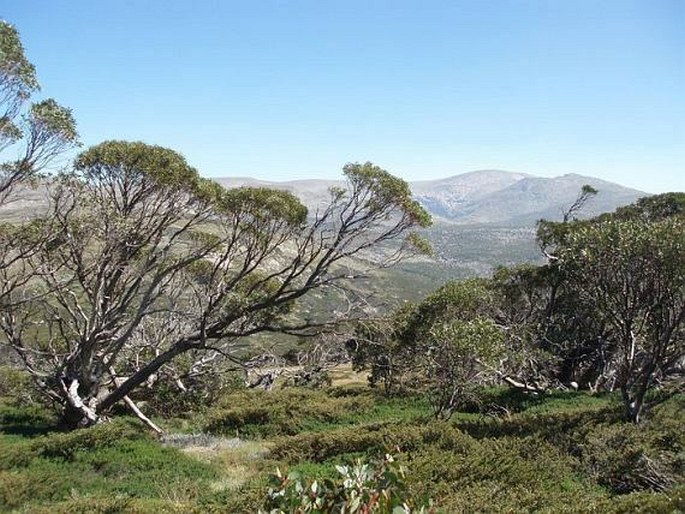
[3,0,684,193]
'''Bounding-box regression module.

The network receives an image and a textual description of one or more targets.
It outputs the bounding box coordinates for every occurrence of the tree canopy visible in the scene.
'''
[1,138,432,428]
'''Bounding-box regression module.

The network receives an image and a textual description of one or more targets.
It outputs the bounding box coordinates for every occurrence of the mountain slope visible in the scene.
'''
[215,170,647,226]
[0,170,648,228]
[451,173,646,226]
[410,169,531,219]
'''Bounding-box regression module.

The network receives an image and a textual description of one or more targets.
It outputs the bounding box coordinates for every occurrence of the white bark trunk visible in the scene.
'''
[63,379,99,426]
[110,368,163,434]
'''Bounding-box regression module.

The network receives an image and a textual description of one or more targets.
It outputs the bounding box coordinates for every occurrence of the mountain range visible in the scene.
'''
[1,170,647,228]
[216,170,646,227]
[0,169,652,301]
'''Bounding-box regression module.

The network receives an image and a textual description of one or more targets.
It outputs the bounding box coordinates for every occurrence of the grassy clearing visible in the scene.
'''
[0,387,683,513]
[328,363,368,387]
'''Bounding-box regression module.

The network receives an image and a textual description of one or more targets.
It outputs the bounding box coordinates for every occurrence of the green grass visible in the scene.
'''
[0,385,683,513]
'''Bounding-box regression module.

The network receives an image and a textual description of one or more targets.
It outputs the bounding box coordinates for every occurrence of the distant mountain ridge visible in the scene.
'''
[216,170,647,226]
[0,170,647,227]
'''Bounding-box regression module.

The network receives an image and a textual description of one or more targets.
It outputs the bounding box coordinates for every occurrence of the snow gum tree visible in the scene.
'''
[557,218,684,423]
[0,21,78,368]
[0,140,431,428]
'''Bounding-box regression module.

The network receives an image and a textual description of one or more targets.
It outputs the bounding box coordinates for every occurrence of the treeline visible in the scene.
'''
[349,192,685,423]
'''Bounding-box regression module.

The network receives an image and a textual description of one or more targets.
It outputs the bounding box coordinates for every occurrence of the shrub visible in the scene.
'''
[26,497,199,514]
[0,365,43,406]
[261,454,433,513]
[0,403,56,437]
[204,388,376,437]
[597,486,685,513]
[580,423,681,493]
[455,402,622,450]
[0,419,218,511]
[0,419,148,471]
[270,421,472,464]
[140,369,244,418]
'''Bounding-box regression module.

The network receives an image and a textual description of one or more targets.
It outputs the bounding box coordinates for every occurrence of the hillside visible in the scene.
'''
[216,170,646,226]
[214,170,646,284]
[2,170,646,228]
[0,170,648,291]
[457,173,647,226]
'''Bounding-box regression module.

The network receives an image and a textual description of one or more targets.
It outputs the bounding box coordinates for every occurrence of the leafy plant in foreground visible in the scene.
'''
[261,454,433,513]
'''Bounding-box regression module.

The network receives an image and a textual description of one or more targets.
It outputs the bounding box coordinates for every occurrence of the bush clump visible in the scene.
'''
[204,388,376,437]
[0,365,44,407]
[271,421,473,464]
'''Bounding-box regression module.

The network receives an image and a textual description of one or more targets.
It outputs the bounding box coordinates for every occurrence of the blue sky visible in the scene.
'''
[4,0,684,193]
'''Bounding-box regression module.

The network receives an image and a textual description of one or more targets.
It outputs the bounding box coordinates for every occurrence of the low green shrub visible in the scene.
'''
[455,402,622,451]
[271,421,473,464]
[0,420,147,471]
[204,388,376,437]
[0,403,57,437]
[0,415,218,511]
[139,369,245,418]
[0,365,43,407]
[455,392,684,497]
[579,422,682,494]
[26,497,199,514]
[595,486,685,513]
[408,435,585,502]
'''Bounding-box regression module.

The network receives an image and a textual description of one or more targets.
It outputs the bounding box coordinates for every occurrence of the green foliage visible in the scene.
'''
[0,20,38,145]
[261,454,432,513]
[343,162,432,229]
[595,487,685,514]
[5,141,428,429]
[204,388,378,438]
[602,192,685,222]
[0,20,78,195]
[269,421,467,464]
[75,140,200,192]
[405,231,433,256]
[0,402,56,436]
[0,365,42,407]
[0,388,683,512]
[218,186,308,226]
[0,410,219,511]
[350,279,505,416]
[424,317,504,419]
[408,435,591,512]
[455,398,622,445]
[29,98,78,144]
[141,369,244,418]
[24,497,196,514]
[0,21,38,94]
[580,423,680,493]
[0,419,149,469]
[407,279,495,340]
[507,193,685,420]
[262,389,683,511]
[558,217,685,421]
